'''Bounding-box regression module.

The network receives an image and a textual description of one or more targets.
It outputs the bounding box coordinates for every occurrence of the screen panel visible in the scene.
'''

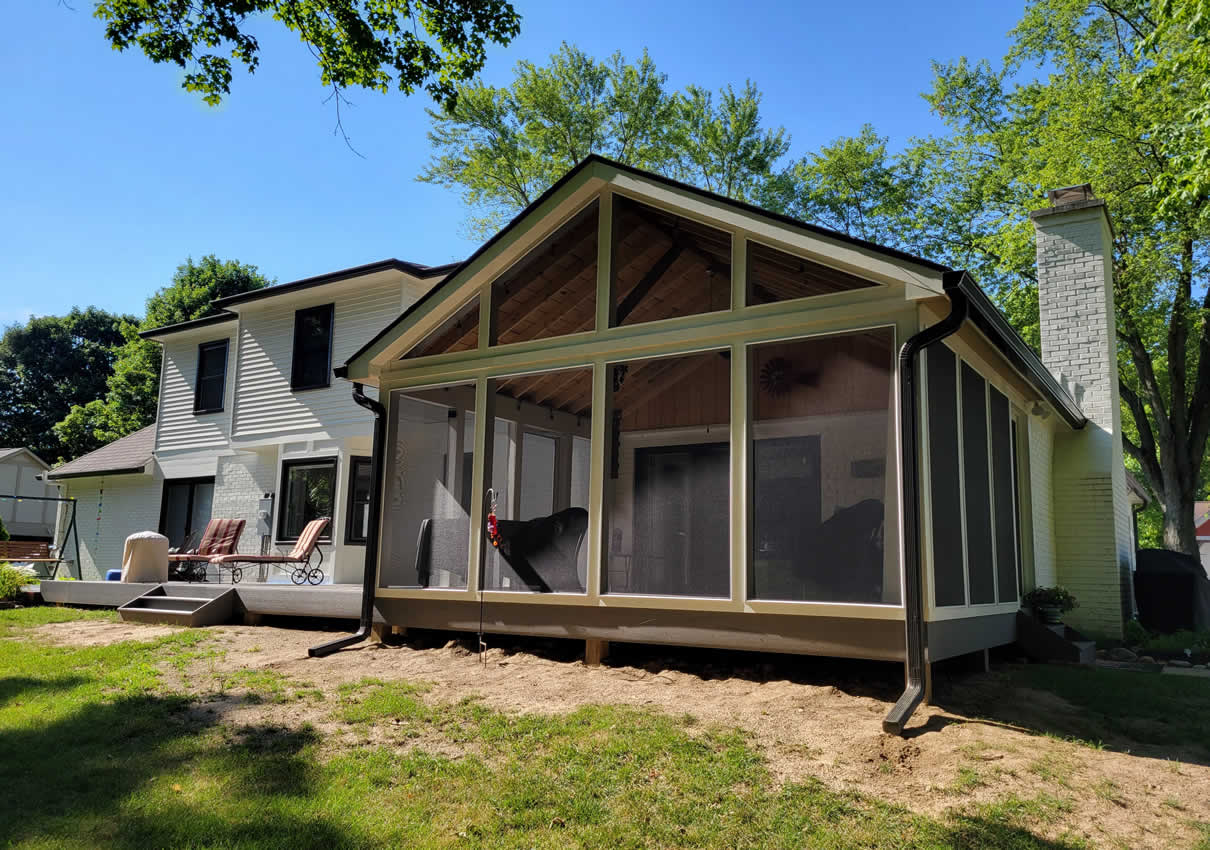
[961,363,995,605]
[990,387,1018,602]
[927,345,965,607]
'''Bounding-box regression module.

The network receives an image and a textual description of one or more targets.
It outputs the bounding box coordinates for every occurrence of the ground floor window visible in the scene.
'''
[278,458,336,543]
[345,457,373,545]
[159,477,214,550]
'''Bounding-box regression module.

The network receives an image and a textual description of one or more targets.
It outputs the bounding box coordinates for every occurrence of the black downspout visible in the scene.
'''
[309,382,386,657]
[883,271,969,735]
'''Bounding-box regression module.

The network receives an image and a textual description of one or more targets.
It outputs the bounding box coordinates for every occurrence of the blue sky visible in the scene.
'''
[1,1,1024,324]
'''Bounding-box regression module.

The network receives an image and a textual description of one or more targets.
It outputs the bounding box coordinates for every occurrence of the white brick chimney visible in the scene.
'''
[1031,185,1134,637]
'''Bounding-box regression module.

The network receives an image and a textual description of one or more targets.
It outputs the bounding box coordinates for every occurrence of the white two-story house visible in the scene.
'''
[46,259,454,582]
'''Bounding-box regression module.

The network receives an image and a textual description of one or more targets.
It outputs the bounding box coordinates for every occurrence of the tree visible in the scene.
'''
[93,0,520,113]
[420,44,788,236]
[770,1,1210,555]
[0,309,132,464]
[54,256,270,460]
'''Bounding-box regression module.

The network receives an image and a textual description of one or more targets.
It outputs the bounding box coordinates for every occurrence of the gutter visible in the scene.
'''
[308,382,386,657]
[883,270,970,735]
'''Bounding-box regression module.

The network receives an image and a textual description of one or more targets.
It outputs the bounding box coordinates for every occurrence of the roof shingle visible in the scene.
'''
[46,425,156,480]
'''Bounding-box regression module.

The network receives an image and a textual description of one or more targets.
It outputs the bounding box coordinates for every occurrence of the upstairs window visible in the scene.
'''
[193,339,229,413]
[291,304,334,391]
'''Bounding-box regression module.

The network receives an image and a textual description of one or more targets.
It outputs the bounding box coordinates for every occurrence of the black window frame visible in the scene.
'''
[290,303,335,392]
[193,339,229,414]
[277,456,337,543]
[344,456,373,545]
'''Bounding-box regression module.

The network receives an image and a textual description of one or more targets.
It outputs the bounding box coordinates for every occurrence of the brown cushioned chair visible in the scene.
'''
[209,517,330,585]
[168,518,245,582]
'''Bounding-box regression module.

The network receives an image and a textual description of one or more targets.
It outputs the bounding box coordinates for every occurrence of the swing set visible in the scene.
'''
[0,495,81,579]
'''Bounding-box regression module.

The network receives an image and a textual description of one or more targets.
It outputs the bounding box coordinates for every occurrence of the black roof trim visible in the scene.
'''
[139,311,238,339]
[213,258,457,309]
[950,272,1086,429]
[46,463,147,481]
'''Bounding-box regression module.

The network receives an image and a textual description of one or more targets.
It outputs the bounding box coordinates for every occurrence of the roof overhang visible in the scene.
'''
[140,312,237,340]
[0,447,50,469]
[950,273,1086,429]
[339,155,951,383]
[45,462,149,481]
[213,259,455,311]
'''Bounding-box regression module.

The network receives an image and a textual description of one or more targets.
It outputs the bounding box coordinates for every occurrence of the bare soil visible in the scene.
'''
[37,619,1210,848]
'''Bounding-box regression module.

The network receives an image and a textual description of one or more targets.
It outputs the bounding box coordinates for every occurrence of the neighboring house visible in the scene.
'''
[46,260,454,582]
[0,448,56,541]
[1196,501,1210,577]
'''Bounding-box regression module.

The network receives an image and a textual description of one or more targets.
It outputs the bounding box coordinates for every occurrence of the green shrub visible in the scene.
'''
[1023,585,1078,613]
[1124,618,1150,646]
[1142,630,1210,654]
[0,514,9,542]
[0,563,28,601]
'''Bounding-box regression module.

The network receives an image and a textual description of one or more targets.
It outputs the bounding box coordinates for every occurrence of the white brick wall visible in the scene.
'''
[1027,417,1057,587]
[214,448,279,555]
[1034,201,1135,637]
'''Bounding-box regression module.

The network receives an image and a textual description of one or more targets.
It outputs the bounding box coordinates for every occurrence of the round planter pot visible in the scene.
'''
[1035,604,1064,625]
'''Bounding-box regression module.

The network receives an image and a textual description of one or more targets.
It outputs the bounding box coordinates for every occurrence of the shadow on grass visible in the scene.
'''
[0,674,89,706]
[0,693,359,849]
[932,659,1210,766]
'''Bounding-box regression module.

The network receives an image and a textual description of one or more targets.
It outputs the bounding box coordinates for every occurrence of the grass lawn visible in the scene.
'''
[0,607,1191,849]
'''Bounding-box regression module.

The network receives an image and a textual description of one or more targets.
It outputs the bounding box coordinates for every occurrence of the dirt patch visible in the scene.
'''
[31,619,184,647]
[36,620,1210,848]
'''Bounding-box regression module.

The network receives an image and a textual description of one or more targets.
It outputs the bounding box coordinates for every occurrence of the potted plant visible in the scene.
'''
[1023,586,1078,624]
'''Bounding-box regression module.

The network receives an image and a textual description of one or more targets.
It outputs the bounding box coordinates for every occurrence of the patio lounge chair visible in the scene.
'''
[208,517,330,585]
[167,519,245,582]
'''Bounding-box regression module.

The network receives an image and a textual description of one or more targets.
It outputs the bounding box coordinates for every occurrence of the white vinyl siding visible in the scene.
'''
[232,280,408,440]
[155,330,236,453]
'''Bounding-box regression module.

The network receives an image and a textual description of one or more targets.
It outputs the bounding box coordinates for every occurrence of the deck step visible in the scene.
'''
[1016,612,1096,664]
[118,586,237,627]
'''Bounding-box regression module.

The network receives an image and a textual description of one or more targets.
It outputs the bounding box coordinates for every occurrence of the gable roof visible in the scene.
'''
[338,155,953,377]
[45,425,156,480]
[334,156,1084,429]
[140,258,459,340]
[0,447,49,468]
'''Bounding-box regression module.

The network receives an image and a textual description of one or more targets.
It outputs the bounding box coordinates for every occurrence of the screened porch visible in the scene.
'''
[368,182,911,638]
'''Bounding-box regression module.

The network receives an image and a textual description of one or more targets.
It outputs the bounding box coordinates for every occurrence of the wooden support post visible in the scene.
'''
[242,611,263,627]
[370,622,389,644]
[981,648,990,673]
[585,638,609,666]
[390,625,407,639]
[923,661,934,705]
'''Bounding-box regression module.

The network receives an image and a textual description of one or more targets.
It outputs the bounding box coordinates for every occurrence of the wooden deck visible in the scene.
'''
[38,580,361,620]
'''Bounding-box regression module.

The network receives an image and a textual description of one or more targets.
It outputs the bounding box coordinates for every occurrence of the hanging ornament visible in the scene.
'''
[486,488,501,548]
